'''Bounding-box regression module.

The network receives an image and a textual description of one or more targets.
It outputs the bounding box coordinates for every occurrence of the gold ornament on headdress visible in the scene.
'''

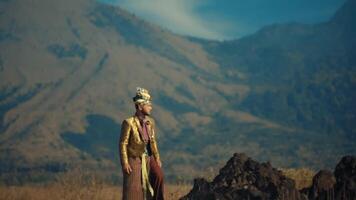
[133,87,152,105]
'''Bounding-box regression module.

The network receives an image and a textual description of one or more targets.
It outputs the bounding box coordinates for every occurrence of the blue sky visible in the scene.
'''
[98,0,347,40]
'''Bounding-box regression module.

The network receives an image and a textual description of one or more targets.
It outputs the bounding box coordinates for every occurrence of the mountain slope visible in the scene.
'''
[0,0,266,181]
[195,0,356,138]
[0,0,355,183]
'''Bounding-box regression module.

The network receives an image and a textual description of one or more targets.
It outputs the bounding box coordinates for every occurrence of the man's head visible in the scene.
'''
[136,103,152,116]
[133,87,153,116]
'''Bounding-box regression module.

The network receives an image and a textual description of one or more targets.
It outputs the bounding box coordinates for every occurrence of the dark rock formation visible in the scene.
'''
[308,170,336,200]
[181,154,356,200]
[180,153,304,200]
[334,156,356,200]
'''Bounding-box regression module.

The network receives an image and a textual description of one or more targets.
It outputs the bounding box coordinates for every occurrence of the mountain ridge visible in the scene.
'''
[0,0,355,183]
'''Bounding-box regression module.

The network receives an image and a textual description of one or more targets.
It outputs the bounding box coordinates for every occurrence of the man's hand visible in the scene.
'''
[123,163,132,174]
[156,159,162,168]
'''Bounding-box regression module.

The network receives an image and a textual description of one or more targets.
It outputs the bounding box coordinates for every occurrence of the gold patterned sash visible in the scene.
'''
[141,153,154,199]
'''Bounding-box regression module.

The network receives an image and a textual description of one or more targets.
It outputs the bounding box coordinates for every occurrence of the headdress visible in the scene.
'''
[132,87,152,105]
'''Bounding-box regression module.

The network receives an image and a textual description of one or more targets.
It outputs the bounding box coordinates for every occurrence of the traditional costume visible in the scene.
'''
[120,87,165,200]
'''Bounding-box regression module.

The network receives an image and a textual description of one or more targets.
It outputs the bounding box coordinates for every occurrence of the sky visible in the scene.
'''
[98,0,347,40]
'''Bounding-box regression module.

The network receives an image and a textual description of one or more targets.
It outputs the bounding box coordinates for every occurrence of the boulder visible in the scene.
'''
[180,153,304,200]
[308,170,336,200]
[334,156,356,200]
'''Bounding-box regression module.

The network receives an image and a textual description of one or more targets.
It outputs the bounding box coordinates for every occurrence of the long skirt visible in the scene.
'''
[122,156,164,200]
[149,157,165,200]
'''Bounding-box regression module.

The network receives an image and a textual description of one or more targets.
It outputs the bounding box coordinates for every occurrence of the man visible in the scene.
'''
[119,87,164,200]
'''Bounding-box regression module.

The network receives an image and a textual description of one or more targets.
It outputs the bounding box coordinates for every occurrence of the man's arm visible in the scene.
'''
[119,119,132,173]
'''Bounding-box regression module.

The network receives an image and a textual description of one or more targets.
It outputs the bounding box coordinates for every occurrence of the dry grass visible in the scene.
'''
[0,185,120,200]
[0,184,192,200]
[0,169,192,200]
[281,168,316,190]
[165,184,192,200]
[0,167,316,199]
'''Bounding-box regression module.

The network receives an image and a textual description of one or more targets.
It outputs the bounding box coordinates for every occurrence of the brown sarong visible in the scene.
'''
[149,158,165,200]
[122,156,165,200]
[122,156,145,200]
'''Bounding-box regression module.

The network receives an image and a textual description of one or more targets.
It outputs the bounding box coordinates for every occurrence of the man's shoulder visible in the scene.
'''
[122,116,135,124]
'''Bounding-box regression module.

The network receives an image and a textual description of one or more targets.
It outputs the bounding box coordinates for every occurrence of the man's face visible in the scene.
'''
[139,103,152,115]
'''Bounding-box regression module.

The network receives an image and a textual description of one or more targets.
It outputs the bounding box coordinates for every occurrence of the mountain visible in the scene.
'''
[0,0,355,183]
[193,0,356,138]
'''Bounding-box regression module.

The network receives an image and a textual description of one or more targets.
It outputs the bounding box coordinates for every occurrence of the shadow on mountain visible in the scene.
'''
[156,91,198,115]
[61,114,120,163]
[0,85,42,133]
[47,43,87,60]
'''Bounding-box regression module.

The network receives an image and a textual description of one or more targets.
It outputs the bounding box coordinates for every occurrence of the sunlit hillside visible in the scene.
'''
[0,0,355,184]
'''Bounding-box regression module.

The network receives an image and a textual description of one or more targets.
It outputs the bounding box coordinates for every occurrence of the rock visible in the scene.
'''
[334,156,356,200]
[180,153,356,200]
[308,170,336,200]
[180,153,303,200]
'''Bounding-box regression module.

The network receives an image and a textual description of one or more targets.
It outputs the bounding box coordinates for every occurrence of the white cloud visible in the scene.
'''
[110,0,231,40]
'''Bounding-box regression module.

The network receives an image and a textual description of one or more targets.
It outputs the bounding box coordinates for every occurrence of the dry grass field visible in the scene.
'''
[0,169,192,200]
[0,168,314,200]
[0,184,192,200]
